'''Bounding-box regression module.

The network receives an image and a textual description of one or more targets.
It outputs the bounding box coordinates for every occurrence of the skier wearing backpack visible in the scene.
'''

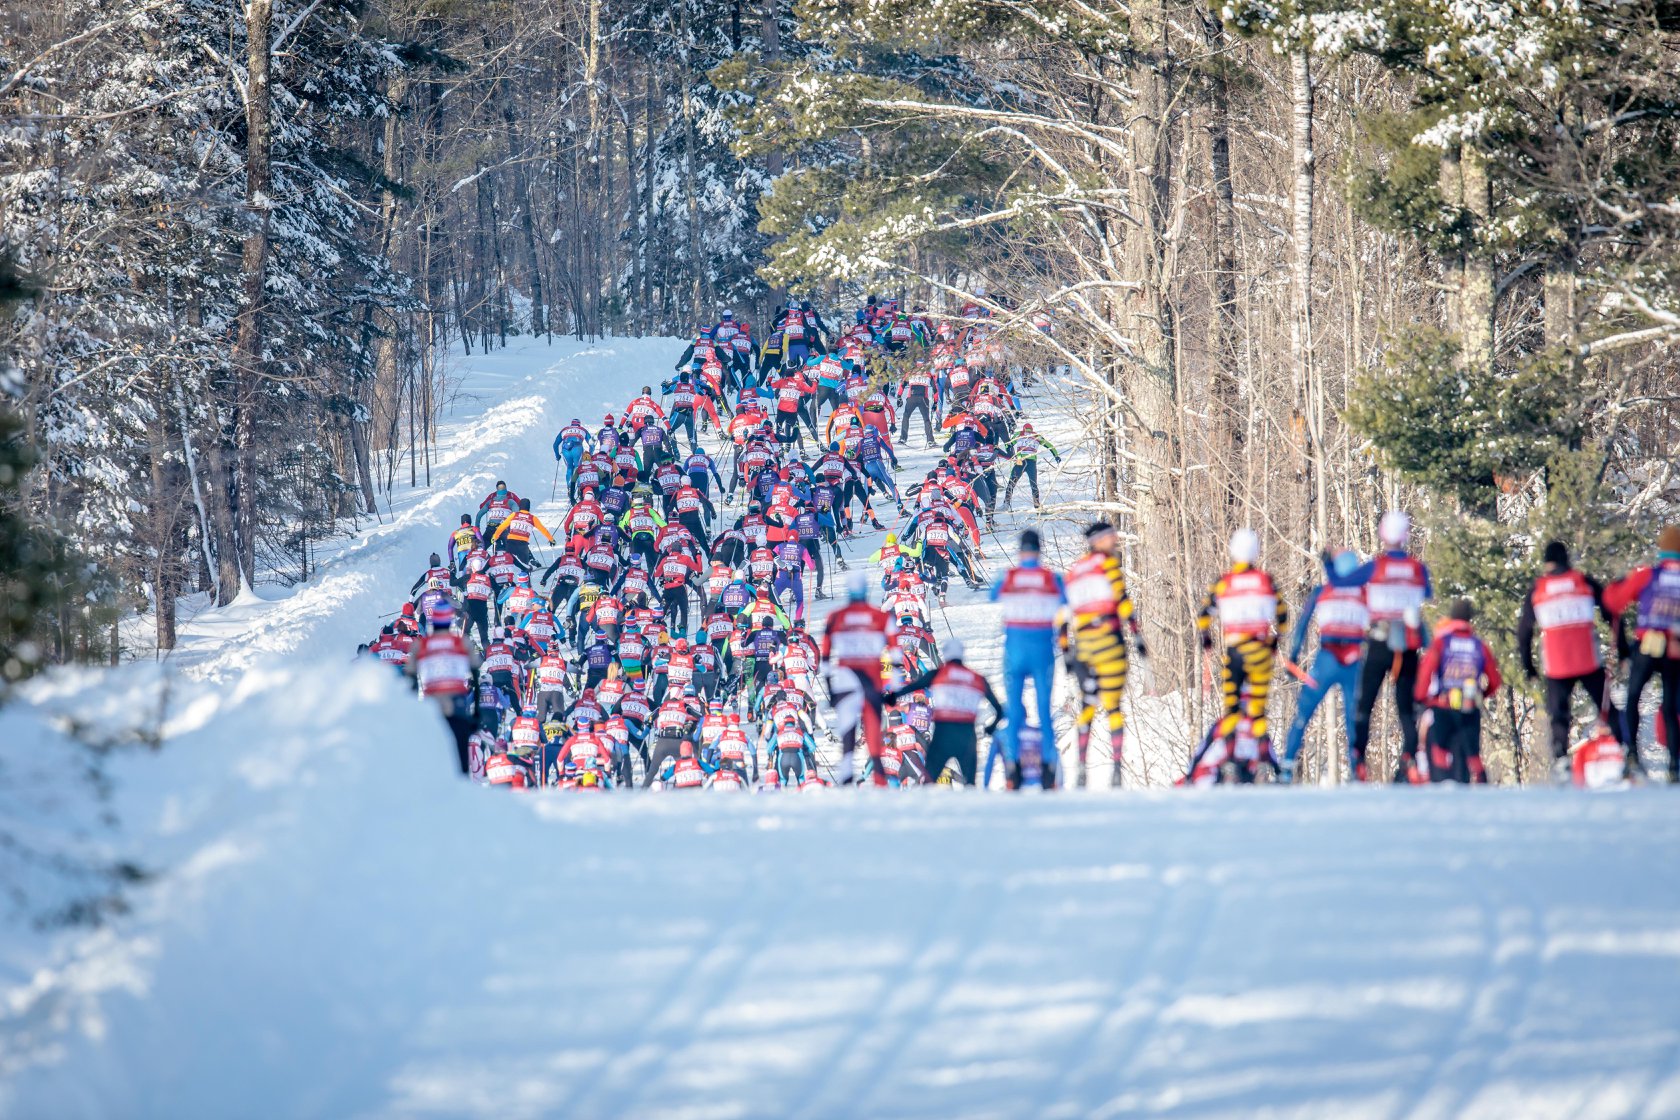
[1604,525,1680,781]
[1415,599,1502,783]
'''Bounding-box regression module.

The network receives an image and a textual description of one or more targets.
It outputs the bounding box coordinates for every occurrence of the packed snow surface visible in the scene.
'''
[4,338,1679,1119]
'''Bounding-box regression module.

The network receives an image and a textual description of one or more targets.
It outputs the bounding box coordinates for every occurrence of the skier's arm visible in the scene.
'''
[1482,640,1503,699]
[885,666,938,703]
[1516,589,1539,678]
[1414,638,1443,704]
[1604,567,1647,618]
[1196,580,1223,648]
[1288,585,1321,665]
[532,515,556,544]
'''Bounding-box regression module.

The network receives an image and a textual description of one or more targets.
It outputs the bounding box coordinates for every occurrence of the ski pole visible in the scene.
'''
[1280,657,1319,690]
[936,597,957,640]
[552,459,561,501]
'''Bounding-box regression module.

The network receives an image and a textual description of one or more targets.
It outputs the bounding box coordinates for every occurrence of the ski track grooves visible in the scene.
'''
[790,866,994,1120]
[571,895,784,1120]
[1090,869,1221,1119]
[1047,856,1174,1115]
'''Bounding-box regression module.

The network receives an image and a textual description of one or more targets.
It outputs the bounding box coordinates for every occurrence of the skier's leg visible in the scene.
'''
[1662,656,1680,779]
[1350,640,1389,778]
[1622,651,1657,767]
[1392,650,1420,782]
[1031,657,1058,770]
[1464,710,1487,783]
[1284,651,1334,767]
[1544,675,1575,762]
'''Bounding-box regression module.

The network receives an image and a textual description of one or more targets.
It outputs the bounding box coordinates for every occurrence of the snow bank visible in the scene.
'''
[8,763,1680,1118]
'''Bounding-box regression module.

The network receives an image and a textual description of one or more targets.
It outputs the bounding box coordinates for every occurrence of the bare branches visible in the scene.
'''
[0,0,175,101]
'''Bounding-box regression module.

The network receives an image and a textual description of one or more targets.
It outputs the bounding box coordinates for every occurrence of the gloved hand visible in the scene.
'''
[1134,638,1150,659]
[1199,631,1213,652]
[984,718,1001,736]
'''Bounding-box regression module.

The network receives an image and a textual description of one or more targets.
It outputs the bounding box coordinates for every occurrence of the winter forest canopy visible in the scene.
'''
[4,0,1680,771]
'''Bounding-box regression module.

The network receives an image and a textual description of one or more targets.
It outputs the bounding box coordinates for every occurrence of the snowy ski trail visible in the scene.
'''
[2,338,1679,1119]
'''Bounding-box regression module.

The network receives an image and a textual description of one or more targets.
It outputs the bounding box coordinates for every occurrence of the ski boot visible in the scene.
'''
[1276,760,1296,786]
[1075,761,1088,788]
[1110,763,1124,788]
[1042,761,1058,790]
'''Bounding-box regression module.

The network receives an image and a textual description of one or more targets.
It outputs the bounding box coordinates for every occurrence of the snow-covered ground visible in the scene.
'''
[4,337,1680,1119]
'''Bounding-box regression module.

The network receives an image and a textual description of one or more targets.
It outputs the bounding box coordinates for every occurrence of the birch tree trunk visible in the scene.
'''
[1291,47,1328,551]
[148,390,178,652]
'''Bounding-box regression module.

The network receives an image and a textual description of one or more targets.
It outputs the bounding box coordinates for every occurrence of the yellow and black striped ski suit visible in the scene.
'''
[1196,563,1289,742]
[1065,550,1140,777]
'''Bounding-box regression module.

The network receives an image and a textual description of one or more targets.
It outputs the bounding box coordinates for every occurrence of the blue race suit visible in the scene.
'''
[987,559,1066,783]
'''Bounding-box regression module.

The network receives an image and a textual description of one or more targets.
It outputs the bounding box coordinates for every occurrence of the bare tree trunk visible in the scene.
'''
[1291,47,1328,551]
[201,418,244,604]
[229,0,274,595]
[501,93,546,337]
[641,51,656,333]
[1459,144,1494,376]
[761,0,785,308]
[174,381,220,603]
[1125,0,1177,537]
[148,397,178,652]
[679,1,705,320]
[1544,257,1577,351]
[1203,8,1242,523]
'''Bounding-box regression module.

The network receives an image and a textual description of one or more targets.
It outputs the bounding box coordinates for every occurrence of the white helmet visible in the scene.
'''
[943,637,966,661]
[1229,528,1260,565]
[1379,510,1411,547]
[847,571,870,601]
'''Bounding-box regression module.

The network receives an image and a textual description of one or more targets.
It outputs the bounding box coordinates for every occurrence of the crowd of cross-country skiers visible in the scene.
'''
[358,294,1680,793]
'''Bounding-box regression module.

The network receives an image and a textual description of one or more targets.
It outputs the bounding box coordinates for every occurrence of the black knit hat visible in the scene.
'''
[1020,529,1042,553]
[1542,540,1570,568]
[1085,521,1115,540]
